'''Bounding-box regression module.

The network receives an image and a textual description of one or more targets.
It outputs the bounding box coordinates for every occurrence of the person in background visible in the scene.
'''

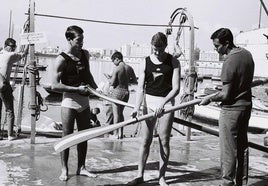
[128,32,180,186]
[124,62,138,85]
[200,28,254,186]
[0,38,28,140]
[51,25,98,181]
[265,88,268,96]
[90,107,101,127]
[106,51,129,139]
[104,55,138,137]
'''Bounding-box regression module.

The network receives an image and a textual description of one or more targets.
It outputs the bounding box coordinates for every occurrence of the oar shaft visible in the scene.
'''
[87,86,134,108]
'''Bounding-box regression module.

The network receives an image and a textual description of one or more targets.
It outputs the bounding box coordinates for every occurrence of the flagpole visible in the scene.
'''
[28,0,37,144]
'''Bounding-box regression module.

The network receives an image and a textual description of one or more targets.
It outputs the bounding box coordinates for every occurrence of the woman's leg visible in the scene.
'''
[59,107,76,181]
[137,117,156,177]
[158,112,174,186]
[127,116,156,185]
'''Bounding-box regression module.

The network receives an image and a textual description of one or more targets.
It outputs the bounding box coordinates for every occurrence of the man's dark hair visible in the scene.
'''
[111,51,123,61]
[151,32,167,47]
[65,25,83,40]
[4,38,16,47]
[210,28,235,47]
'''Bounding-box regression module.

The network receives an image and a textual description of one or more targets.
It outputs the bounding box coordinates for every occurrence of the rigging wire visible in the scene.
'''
[26,13,198,29]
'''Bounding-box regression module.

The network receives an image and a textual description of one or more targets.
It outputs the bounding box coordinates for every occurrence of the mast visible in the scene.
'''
[28,0,37,144]
[260,0,268,17]
[8,10,12,38]
[258,3,262,29]
[183,9,195,141]
[167,8,196,141]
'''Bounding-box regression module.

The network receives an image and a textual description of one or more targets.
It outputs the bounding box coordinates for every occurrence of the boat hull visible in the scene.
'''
[194,105,268,130]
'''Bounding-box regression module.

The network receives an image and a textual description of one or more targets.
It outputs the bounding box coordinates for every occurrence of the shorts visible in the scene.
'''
[61,92,89,113]
[110,87,129,102]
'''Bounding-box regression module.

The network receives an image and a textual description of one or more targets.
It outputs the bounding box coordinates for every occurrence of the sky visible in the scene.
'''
[1,0,268,51]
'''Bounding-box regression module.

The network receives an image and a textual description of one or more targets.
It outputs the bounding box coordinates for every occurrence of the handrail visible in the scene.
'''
[174,118,268,153]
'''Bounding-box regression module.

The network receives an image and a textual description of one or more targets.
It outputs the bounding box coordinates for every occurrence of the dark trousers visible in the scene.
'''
[219,107,251,186]
[0,83,14,137]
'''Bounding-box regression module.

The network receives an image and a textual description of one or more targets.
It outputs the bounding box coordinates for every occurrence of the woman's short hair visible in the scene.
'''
[151,32,167,47]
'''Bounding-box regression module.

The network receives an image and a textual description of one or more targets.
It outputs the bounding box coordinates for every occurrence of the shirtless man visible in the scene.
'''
[51,25,98,181]
[108,51,129,139]
[104,55,137,138]
[0,38,28,140]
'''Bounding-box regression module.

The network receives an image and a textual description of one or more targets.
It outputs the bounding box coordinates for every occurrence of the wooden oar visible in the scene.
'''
[251,78,268,87]
[88,78,268,108]
[54,79,268,153]
[54,98,204,153]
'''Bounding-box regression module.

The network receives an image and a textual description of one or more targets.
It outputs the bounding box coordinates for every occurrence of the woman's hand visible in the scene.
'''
[131,109,139,118]
[154,101,165,117]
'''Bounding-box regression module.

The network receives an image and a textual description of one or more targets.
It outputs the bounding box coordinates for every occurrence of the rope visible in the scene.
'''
[166,9,189,58]
[179,72,198,119]
[25,64,48,121]
[26,13,198,28]
[35,91,48,121]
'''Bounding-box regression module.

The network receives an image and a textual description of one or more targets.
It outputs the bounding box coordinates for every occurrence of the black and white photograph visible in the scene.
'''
[0,0,268,185]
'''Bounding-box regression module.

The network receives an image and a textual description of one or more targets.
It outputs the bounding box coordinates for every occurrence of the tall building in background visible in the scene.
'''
[199,50,219,61]
[121,41,151,57]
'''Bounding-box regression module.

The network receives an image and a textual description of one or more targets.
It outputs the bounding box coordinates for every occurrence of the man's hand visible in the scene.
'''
[199,97,211,106]
[78,85,91,96]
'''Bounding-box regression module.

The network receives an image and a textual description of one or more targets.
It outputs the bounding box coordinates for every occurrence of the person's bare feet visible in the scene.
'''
[76,167,97,178]
[8,135,17,141]
[59,169,68,181]
[159,177,169,186]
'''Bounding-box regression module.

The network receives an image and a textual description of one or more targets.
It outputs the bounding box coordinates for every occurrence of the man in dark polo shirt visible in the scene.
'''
[200,28,254,186]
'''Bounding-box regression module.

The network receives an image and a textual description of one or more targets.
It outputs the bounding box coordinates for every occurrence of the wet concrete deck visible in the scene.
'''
[0,134,267,186]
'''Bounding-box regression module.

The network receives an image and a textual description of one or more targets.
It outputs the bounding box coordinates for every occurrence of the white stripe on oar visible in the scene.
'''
[54,98,203,153]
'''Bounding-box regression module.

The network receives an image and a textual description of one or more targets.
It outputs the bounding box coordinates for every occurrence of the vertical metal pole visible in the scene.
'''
[258,3,262,29]
[260,0,268,16]
[8,10,12,38]
[183,10,195,141]
[29,0,37,144]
